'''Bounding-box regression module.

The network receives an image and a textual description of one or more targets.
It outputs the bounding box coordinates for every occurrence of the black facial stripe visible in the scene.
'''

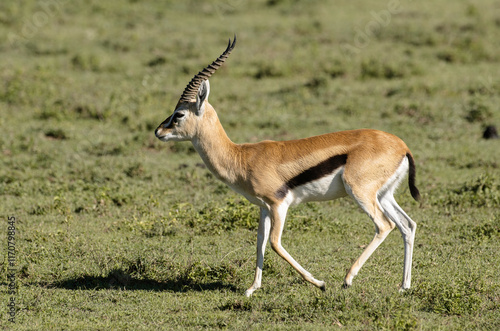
[275,154,347,199]
[161,114,174,129]
[164,111,186,127]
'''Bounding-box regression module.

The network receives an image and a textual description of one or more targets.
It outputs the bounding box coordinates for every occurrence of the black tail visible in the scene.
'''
[406,152,421,201]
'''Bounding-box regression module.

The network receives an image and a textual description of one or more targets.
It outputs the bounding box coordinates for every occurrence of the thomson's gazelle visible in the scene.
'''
[155,36,420,296]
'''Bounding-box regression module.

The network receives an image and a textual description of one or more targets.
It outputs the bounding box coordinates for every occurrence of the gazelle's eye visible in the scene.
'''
[173,112,185,123]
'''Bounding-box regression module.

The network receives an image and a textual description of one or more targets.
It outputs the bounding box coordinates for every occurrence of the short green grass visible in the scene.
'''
[1,0,500,329]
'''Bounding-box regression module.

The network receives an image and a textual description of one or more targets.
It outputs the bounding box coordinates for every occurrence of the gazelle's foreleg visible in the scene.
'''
[268,203,326,291]
[343,191,395,288]
[245,207,271,297]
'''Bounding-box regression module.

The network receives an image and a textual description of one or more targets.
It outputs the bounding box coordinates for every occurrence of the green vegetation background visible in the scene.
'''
[1,0,499,329]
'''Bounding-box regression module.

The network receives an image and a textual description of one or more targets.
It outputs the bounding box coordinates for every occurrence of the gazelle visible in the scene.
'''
[155,36,420,296]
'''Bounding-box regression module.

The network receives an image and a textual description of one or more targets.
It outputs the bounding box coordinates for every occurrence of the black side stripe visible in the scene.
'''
[275,154,347,199]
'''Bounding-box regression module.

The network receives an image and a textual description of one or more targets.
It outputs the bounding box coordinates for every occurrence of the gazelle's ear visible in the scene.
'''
[195,80,210,116]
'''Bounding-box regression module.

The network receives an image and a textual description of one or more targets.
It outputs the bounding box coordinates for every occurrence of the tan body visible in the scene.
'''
[195,118,409,205]
[155,37,419,296]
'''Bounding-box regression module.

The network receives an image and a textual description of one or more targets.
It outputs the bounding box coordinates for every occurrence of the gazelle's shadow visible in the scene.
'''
[44,268,238,292]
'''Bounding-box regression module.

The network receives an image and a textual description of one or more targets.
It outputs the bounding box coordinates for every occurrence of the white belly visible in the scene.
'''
[288,168,347,206]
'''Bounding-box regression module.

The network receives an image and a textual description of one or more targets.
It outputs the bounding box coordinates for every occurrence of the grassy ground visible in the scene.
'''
[1,0,500,329]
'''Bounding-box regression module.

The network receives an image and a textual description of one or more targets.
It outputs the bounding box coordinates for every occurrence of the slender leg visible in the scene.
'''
[379,194,417,290]
[343,192,395,288]
[245,207,271,297]
[268,203,326,290]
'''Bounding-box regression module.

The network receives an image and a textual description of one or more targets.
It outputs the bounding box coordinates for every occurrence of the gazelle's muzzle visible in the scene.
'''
[155,114,174,139]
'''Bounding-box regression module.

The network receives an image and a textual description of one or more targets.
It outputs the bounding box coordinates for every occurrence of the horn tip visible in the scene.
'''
[231,34,237,49]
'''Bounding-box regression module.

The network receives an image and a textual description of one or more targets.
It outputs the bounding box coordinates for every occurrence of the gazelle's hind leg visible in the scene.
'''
[378,193,417,290]
[343,186,396,288]
[377,156,417,290]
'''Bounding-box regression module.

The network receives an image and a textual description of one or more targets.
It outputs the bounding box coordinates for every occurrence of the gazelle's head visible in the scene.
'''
[155,36,236,142]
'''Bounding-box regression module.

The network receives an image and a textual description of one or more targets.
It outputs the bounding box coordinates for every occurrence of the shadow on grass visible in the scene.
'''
[42,268,239,293]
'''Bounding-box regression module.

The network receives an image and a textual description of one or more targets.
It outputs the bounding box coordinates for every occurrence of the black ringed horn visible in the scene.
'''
[179,35,237,102]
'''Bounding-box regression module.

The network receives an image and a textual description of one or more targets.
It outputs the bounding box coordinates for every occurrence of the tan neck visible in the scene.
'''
[191,109,245,185]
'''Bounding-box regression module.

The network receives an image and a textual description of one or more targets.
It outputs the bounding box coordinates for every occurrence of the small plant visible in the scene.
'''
[124,162,144,178]
[44,128,68,140]
[458,216,500,242]
[219,299,253,312]
[413,278,484,316]
[180,261,237,286]
[253,62,284,79]
[193,197,257,234]
[71,53,101,72]
[464,98,493,123]
[443,174,500,208]
[360,58,421,80]
[73,104,110,121]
